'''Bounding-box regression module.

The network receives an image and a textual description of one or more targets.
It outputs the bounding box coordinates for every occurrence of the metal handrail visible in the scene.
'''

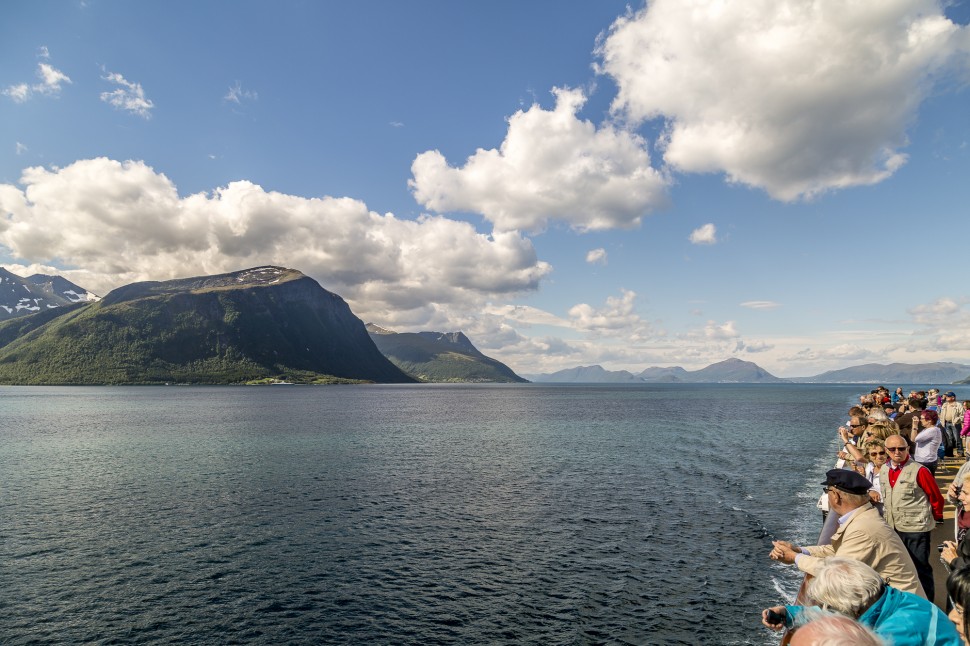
[779,486,843,643]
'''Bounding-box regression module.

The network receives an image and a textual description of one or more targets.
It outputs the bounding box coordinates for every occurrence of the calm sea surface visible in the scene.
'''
[4,383,967,644]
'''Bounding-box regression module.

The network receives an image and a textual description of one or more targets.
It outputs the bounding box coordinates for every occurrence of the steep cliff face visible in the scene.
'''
[0,266,414,385]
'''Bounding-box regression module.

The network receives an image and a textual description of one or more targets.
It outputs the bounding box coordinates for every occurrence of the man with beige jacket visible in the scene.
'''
[941,391,964,457]
[769,468,925,599]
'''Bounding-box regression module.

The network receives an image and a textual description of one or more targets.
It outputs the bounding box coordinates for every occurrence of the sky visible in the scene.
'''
[2,0,970,378]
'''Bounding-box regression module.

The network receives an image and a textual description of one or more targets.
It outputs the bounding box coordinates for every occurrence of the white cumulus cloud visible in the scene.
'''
[410,86,669,232]
[34,63,71,96]
[586,248,608,265]
[738,340,774,353]
[597,0,970,200]
[568,289,648,336]
[2,58,71,102]
[101,71,154,118]
[0,158,552,326]
[785,344,878,362]
[704,320,739,340]
[2,83,30,102]
[909,296,963,322]
[906,296,970,351]
[688,223,717,245]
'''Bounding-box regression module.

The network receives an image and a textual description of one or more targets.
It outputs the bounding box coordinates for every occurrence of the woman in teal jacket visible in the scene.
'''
[762,557,961,645]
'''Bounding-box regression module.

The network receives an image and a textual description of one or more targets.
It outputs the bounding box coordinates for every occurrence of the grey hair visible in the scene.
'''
[791,608,884,645]
[867,409,889,422]
[807,557,884,617]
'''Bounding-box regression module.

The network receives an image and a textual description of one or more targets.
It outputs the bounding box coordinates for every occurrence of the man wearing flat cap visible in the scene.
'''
[768,468,926,598]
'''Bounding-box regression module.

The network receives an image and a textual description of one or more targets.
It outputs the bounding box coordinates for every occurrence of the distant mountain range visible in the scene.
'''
[0,266,414,385]
[0,267,99,321]
[790,362,970,385]
[5,265,970,386]
[526,358,787,383]
[527,359,970,385]
[366,324,526,383]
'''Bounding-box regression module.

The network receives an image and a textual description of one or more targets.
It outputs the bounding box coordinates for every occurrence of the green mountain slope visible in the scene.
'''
[0,266,414,385]
[367,325,527,383]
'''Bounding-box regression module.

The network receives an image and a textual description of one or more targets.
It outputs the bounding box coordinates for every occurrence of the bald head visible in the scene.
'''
[791,612,884,645]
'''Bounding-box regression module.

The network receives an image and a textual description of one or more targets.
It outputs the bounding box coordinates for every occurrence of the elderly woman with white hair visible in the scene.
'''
[787,611,883,646]
[761,557,961,645]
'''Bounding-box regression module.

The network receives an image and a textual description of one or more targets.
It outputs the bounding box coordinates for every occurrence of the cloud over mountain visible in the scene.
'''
[0,158,551,324]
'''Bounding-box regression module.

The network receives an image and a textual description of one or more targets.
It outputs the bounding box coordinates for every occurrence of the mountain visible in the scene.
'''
[685,358,787,382]
[366,324,527,383]
[529,358,786,383]
[527,365,642,383]
[0,267,99,321]
[793,362,970,384]
[0,266,414,385]
[637,366,692,382]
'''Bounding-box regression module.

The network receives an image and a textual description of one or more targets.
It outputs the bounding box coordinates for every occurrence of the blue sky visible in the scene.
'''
[2,0,970,377]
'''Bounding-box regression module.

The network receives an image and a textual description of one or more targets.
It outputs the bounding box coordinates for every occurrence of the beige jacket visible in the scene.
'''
[799,503,926,598]
[941,400,964,425]
[881,460,936,533]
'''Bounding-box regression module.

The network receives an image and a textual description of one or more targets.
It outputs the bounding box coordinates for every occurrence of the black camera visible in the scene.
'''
[766,608,786,624]
[939,544,946,553]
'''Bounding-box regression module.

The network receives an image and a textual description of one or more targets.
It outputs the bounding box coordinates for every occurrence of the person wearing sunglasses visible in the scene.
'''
[864,439,888,516]
[881,434,946,602]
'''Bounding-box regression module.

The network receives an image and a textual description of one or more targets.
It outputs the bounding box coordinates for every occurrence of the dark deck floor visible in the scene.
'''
[932,454,965,608]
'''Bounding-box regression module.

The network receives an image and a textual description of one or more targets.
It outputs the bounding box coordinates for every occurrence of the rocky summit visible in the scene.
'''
[0,267,99,321]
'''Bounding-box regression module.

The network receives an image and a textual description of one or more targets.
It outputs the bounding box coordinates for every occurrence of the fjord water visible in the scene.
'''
[2,383,872,644]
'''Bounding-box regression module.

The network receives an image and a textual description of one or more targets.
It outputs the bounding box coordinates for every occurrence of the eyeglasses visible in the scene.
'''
[886,446,909,452]
[849,423,867,428]
[869,451,887,456]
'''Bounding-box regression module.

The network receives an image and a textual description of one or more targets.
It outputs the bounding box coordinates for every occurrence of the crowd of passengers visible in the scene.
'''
[760,386,970,645]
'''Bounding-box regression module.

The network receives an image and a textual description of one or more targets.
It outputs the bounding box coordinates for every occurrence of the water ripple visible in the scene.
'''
[0,383,875,644]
